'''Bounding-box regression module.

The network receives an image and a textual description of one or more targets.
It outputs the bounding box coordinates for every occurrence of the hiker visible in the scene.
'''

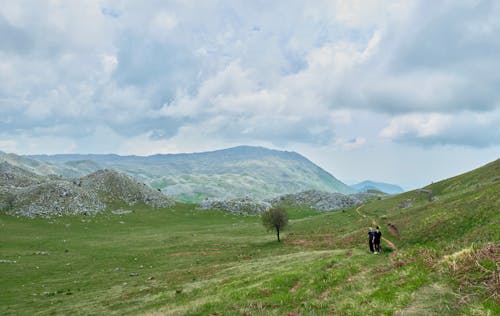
[368,227,375,253]
[374,226,382,254]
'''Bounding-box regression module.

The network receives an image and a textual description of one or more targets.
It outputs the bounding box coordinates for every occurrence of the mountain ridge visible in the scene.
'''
[23,146,355,202]
[351,180,404,194]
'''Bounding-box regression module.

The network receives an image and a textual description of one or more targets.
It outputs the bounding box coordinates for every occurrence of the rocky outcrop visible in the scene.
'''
[270,190,362,211]
[1,163,174,218]
[7,180,105,218]
[80,169,174,208]
[198,197,271,215]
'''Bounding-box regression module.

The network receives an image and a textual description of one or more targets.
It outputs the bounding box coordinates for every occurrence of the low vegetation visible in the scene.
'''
[0,160,498,315]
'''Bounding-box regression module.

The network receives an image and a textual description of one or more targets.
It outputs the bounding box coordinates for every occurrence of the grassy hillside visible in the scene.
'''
[0,160,498,315]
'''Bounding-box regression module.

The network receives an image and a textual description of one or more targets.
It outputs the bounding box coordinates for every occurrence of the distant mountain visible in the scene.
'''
[29,146,355,202]
[0,152,97,178]
[351,180,404,194]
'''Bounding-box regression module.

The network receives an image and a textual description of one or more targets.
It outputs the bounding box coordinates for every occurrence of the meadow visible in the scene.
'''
[1,160,499,315]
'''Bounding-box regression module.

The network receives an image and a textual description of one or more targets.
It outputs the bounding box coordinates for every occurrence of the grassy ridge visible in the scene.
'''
[1,160,499,315]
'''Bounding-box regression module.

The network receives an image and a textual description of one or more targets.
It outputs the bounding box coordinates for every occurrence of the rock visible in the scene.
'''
[198,197,271,215]
[398,199,413,209]
[147,276,155,280]
[129,273,139,277]
[1,165,174,218]
[269,190,362,211]
[112,209,132,215]
[33,251,49,255]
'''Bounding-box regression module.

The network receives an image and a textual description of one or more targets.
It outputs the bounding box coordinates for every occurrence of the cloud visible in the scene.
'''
[0,0,499,154]
[381,109,500,148]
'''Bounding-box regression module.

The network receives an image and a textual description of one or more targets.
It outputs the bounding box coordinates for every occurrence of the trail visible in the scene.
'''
[355,204,397,251]
[355,204,366,218]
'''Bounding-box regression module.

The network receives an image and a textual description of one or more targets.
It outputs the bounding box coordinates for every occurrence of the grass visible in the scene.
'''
[1,160,499,315]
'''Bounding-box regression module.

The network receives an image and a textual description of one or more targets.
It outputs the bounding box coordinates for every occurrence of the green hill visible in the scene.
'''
[0,159,498,315]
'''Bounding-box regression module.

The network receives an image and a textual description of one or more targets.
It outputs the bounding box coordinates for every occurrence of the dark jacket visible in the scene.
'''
[368,231,375,242]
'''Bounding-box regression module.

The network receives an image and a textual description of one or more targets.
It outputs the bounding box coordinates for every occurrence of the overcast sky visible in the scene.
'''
[1,0,499,189]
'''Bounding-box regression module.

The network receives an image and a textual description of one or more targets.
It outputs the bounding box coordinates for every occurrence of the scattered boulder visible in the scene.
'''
[33,251,49,255]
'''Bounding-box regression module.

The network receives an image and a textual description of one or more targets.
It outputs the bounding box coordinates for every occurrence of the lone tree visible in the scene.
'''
[262,207,288,242]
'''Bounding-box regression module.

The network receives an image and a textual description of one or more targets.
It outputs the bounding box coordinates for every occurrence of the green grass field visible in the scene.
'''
[1,160,499,315]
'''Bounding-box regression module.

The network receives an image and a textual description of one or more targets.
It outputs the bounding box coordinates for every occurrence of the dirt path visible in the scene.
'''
[355,204,366,218]
[356,204,397,251]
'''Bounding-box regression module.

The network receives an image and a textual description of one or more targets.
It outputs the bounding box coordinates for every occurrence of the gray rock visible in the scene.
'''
[269,190,362,211]
[112,209,132,215]
[198,197,271,215]
[1,166,174,218]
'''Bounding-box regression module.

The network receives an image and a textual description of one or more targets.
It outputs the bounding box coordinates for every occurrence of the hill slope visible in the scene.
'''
[30,146,354,202]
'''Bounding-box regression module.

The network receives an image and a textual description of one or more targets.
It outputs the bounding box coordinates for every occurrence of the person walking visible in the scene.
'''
[374,226,382,254]
[368,227,375,253]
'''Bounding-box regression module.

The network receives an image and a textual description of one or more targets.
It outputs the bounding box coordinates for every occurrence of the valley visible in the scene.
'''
[1,158,498,315]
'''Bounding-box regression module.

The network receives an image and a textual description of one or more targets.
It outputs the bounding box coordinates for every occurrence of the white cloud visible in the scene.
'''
[381,110,500,147]
[1,0,499,157]
[334,137,367,150]
[381,113,450,138]
[150,11,177,38]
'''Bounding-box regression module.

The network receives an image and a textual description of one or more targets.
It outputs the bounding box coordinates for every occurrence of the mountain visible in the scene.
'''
[351,180,404,194]
[0,152,96,178]
[29,146,355,202]
[0,161,45,188]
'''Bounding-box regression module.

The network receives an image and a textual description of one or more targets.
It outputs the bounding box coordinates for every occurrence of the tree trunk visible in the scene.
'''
[276,225,280,242]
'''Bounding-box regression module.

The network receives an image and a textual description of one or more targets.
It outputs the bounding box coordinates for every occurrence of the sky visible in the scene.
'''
[1,0,499,189]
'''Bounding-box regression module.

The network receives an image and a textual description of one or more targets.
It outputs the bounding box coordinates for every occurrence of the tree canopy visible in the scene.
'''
[262,207,288,242]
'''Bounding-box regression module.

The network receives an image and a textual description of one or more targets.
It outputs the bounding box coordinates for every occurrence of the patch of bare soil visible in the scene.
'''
[387,223,400,238]
[319,288,330,299]
[382,237,397,250]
